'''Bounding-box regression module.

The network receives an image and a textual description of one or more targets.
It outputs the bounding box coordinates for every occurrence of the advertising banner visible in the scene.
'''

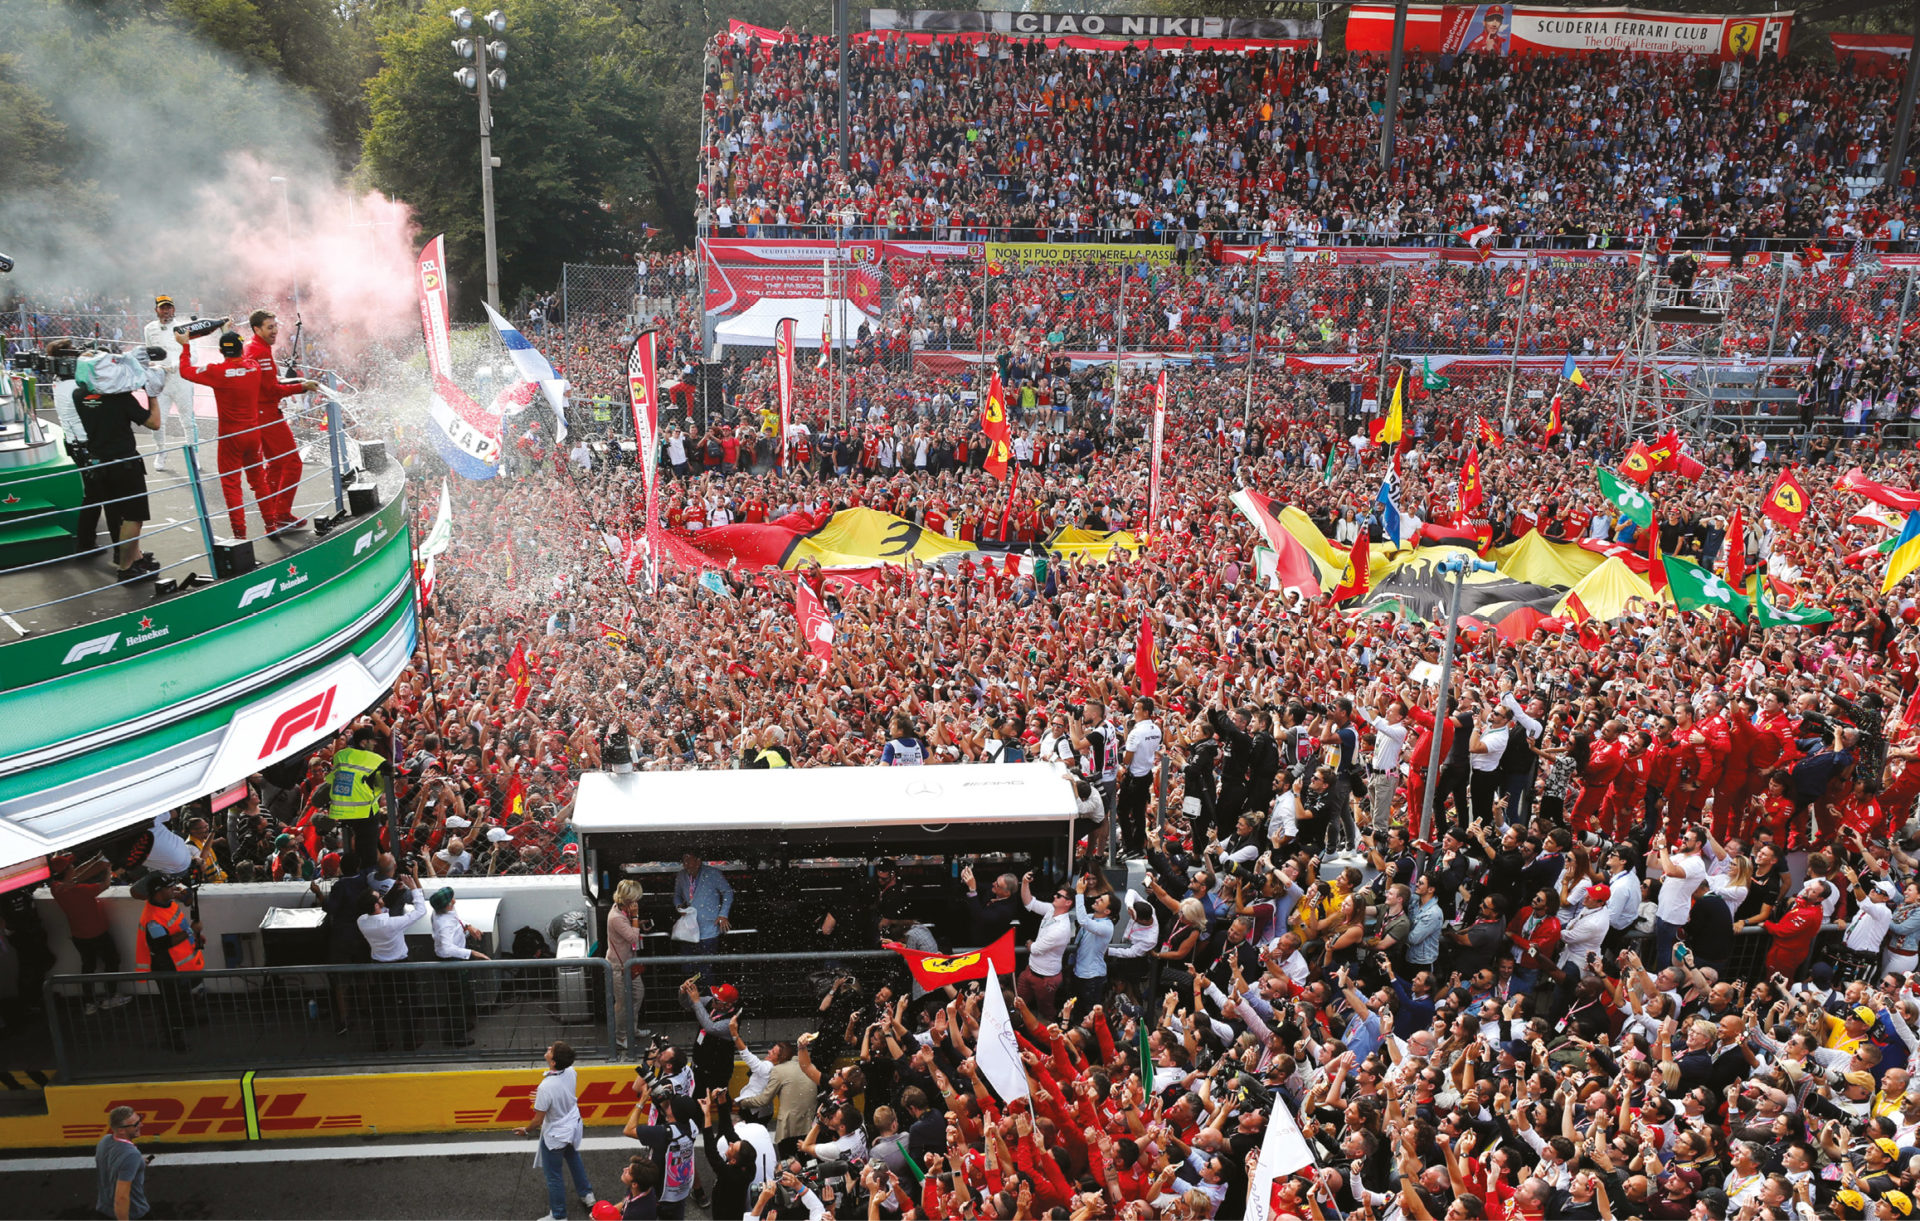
[985,241,1176,268]
[867,9,1319,40]
[1345,4,1792,59]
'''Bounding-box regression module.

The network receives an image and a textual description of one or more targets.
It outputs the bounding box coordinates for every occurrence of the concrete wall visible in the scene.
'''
[34,874,595,975]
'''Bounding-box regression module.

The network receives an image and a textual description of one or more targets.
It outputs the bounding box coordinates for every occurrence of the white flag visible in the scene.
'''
[975,961,1029,1103]
[1244,1092,1316,1221]
[418,478,453,561]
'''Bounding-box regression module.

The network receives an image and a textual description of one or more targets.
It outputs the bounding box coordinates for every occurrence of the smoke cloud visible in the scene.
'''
[0,0,418,359]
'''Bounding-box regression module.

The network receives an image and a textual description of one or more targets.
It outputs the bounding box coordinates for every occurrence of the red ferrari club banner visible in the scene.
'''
[1346,4,1793,59]
[884,929,1016,990]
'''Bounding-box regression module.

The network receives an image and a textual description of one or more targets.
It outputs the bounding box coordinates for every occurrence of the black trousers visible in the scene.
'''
[1116,772,1154,852]
[1434,763,1470,833]
[75,932,121,1001]
[1469,769,1503,827]
[369,961,418,1051]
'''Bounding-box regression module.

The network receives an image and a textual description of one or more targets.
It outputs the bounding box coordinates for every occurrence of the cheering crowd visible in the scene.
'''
[28,26,1920,1221]
[703,29,1914,253]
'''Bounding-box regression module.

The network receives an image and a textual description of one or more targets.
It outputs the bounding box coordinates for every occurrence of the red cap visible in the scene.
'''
[592,1202,625,1221]
[1588,883,1611,904]
[712,983,740,1007]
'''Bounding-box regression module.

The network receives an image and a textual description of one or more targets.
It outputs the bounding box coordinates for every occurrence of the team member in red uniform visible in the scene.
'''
[1646,714,1681,834]
[177,331,311,538]
[1570,720,1627,836]
[1700,692,1746,840]
[242,310,313,534]
[1606,731,1654,842]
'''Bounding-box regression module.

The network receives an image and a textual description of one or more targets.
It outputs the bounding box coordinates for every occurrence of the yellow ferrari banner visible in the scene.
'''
[1048,527,1140,564]
[785,507,981,569]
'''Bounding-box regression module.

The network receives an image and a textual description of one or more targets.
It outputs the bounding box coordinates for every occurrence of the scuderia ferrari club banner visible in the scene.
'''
[1346,4,1792,59]
[884,929,1017,990]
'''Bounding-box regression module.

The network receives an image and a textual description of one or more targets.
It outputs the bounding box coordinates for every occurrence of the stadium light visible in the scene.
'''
[485,9,507,32]
[451,8,509,310]
[449,6,473,29]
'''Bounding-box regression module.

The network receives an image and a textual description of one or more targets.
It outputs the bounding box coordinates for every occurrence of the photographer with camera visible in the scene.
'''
[622,1069,699,1218]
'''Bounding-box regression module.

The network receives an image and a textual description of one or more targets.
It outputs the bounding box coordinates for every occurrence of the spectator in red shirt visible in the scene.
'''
[50,853,129,1013]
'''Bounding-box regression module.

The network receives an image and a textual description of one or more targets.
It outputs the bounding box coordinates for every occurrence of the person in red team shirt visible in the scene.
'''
[178,330,311,539]
[242,309,316,534]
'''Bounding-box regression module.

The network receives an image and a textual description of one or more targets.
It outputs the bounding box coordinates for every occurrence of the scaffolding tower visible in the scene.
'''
[1614,263,1735,442]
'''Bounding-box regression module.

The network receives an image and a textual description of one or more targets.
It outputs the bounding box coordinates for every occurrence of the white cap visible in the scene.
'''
[445,816,471,829]
[487,828,514,844]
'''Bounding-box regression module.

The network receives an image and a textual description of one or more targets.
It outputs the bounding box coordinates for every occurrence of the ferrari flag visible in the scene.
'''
[884,929,1017,990]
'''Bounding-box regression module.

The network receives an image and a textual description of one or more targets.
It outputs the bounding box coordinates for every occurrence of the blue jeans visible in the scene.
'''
[540,1138,593,1219]
[1653,918,1684,971]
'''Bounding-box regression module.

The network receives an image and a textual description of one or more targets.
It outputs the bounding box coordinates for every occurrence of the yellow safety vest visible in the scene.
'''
[328,747,384,821]
[755,749,789,769]
[591,396,613,423]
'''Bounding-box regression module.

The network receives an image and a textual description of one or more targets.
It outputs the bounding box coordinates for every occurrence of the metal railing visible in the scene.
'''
[620,949,908,1053]
[0,361,366,606]
[44,958,615,1082]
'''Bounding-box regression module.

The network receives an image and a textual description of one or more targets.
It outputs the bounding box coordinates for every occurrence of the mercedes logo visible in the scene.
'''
[904,778,942,799]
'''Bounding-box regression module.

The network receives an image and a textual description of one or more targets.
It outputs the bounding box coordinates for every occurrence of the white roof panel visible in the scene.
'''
[571,762,1079,836]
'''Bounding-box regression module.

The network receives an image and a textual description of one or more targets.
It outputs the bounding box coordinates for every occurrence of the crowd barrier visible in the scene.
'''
[44,959,616,1083]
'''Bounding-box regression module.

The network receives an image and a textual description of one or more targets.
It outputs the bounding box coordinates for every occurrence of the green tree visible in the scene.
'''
[363,0,679,311]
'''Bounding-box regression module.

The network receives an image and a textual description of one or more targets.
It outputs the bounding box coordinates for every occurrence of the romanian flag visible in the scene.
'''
[884,928,1016,991]
[1561,354,1587,387]
[1883,511,1920,593]
[506,639,532,710]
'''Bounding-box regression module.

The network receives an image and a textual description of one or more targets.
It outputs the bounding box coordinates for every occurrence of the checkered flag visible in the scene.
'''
[1759,20,1783,56]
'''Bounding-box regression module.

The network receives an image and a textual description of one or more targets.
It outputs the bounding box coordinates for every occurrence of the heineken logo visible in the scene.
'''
[139,616,153,630]
[2,494,17,505]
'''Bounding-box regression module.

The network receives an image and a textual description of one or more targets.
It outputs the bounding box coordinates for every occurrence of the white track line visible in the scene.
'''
[3,1133,636,1173]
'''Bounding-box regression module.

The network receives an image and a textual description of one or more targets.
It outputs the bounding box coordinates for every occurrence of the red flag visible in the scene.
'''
[1673,450,1707,481]
[504,769,527,821]
[1475,416,1503,449]
[505,639,532,710]
[1621,442,1654,485]
[1726,508,1748,589]
[1544,395,1564,448]
[1331,532,1370,601]
[1135,615,1157,698]
[1646,429,1682,473]
[981,372,1012,481]
[1565,591,1606,650]
[1764,467,1811,530]
[1457,445,1484,512]
[884,929,1017,991]
[625,330,662,589]
[1841,466,1920,513]
[1505,276,1525,297]
[794,579,834,673]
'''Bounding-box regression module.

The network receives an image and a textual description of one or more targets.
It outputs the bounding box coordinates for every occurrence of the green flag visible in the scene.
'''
[1596,466,1654,529]
[1661,554,1750,620]
[1322,443,1337,485]
[1139,1013,1153,1088]
[1756,587,1835,629]
[1422,356,1450,391]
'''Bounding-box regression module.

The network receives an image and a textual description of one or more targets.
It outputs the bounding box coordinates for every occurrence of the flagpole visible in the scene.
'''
[1502,248,1534,434]
[407,518,446,730]
[1242,247,1263,432]
[1113,262,1126,427]
[1374,264,1398,412]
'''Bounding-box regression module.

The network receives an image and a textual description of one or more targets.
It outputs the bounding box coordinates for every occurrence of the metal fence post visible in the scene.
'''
[326,398,347,517]
[179,440,220,564]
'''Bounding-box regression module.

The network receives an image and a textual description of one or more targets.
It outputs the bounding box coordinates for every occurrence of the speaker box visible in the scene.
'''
[214,537,256,578]
[359,440,389,473]
[347,480,380,516]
